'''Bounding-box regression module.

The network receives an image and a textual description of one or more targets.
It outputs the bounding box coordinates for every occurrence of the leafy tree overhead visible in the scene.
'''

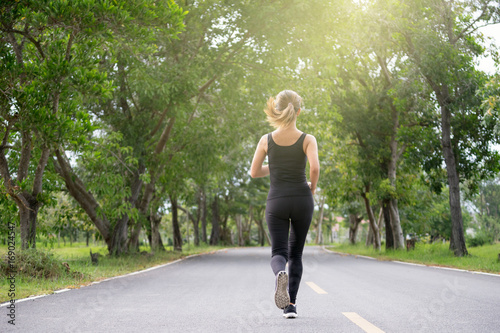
[0,0,124,249]
[382,0,500,256]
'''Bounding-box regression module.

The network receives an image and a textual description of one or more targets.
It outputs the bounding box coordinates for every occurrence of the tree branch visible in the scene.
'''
[17,130,31,184]
[453,2,492,44]
[355,131,366,148]
[154,116,176,155]
[54,149,111,241]
[32,147,50,197]
[397,143,407,161]
[376,53,392,87]
[178,206,197,224]
[0,147,12,189]
[3,28,45,60]
[149,105,171,138]
[65,29,76,62]
[93,142,136,174]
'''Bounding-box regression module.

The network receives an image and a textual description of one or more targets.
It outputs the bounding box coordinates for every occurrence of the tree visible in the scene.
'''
[0,0,120,249]
[386,0,500,255]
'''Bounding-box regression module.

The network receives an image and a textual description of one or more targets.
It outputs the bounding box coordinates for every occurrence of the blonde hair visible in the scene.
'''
[264,90,302,129]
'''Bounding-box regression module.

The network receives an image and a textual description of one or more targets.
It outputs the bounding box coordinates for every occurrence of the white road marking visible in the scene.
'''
[305,281,327,294]
[53,288,71,294]
[322,246,500,278]
[342,312,385,333]
[356,255,376,260]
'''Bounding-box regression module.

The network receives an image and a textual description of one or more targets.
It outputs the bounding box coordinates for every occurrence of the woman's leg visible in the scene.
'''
[288,195,314,304]
[265,197,291,274]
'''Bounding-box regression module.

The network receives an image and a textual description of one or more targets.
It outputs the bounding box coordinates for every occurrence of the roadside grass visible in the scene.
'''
[0,242,229,303]
[326,241,500,274]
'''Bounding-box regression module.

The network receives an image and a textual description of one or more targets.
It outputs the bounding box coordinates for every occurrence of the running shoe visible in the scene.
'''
[274,271,290,309]
[283,304,297,318]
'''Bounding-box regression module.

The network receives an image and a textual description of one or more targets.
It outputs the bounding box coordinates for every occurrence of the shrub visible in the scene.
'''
[1,249,82,280]
[467,230,493,247]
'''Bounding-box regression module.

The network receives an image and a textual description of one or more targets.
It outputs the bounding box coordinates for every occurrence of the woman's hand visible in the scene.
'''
[308,182,316,195]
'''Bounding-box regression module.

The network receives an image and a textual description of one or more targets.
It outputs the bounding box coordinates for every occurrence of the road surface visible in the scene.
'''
[2,246,500,332]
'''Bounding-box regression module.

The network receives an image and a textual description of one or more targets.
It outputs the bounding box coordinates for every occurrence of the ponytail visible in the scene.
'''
[264,90,302,129]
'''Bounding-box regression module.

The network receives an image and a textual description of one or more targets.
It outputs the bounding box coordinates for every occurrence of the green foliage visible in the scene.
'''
[0,248,82,280]
[467,229,493,247]
[2,0,500,252]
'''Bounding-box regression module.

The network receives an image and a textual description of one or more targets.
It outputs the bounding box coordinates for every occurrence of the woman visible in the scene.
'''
[250,90,320,319]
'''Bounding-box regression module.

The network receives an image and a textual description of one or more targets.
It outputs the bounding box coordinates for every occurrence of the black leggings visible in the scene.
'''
[265,194,314,304]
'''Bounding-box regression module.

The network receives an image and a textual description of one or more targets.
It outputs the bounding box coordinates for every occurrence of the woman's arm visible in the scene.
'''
[250,135,270,178]
[305,135,320,194]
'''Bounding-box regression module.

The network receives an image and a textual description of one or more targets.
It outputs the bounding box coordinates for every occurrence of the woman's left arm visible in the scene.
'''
[250,135,269,178]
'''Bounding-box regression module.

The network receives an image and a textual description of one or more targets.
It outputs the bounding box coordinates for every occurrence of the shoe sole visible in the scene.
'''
[283,313,298,319]
[275,271,290,309]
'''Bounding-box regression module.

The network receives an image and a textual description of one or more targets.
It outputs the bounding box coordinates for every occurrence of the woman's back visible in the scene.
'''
[267,131,310,200]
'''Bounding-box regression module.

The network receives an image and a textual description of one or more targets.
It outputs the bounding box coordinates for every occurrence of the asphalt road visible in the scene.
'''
[2,246,500,333]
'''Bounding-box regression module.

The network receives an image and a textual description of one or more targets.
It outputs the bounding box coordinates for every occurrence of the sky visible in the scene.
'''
[477,23,500,74]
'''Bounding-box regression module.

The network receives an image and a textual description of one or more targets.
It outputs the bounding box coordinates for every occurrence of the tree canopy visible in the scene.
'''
[1,0,499,256]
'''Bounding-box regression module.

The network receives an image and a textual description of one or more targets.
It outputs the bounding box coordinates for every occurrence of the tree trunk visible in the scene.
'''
[365,223,374,247]
[126,168,146,253]
[220,212,231,245]
[236,215,244,246]
[387,102,406,249]
[170,195,182,252]
[150,214,165,252]
[201,190,208,243]
[15,146,50,249]
[439,99,468,256]
[27,198,38,248]
[193,194,201,246]
[19,196,39,249]
[361,188,381,251]
[110,215,129,256]
[255,217,265,246]
[253,207,268,246]
[388,199,404,249]
[127,220,141,252]
[209,196,220,245]
[348,214,362,244]
[315,198,325,245]
[383,199,394,249]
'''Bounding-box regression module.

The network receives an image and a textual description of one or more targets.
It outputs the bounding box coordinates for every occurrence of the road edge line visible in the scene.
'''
[1,247,230,307]
[321,246,500,278]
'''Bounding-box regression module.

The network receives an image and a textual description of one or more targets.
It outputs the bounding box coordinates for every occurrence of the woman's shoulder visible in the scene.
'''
[303,132,316,142]
[258,133,269,151]
[302,133,317,151]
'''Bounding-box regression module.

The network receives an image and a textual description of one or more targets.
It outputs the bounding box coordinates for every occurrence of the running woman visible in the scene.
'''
[250,90,320,319]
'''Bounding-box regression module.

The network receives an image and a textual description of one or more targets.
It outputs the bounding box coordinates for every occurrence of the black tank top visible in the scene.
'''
[267,132,311,200]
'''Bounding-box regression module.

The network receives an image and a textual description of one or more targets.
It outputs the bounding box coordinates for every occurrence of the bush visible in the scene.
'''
[467,230,493,247]
[1,249,82,280]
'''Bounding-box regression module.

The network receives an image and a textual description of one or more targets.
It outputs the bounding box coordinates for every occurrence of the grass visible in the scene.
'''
[0,242,229,303]
[327,241,500,274]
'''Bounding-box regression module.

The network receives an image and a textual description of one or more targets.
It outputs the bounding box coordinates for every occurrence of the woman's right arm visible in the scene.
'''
[305,135,320,194]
